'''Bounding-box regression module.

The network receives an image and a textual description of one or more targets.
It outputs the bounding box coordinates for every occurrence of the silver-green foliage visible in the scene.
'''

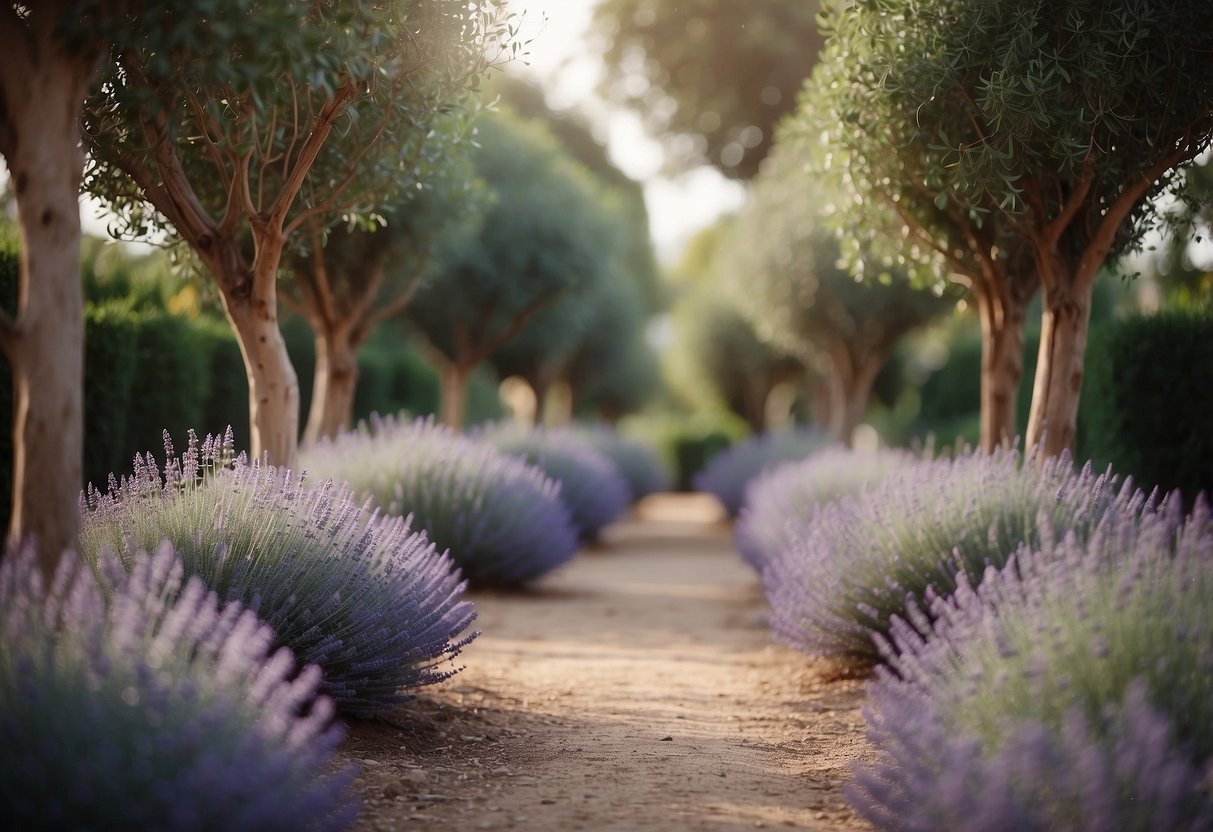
[80,431,476,717]
[0,543,354,831]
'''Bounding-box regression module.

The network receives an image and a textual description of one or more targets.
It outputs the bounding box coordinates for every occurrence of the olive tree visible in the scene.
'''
[283,133,484,444]
[407,111,606,429]
[0,2,117,569]
[82,1,503,465]
[592,0,823,179]
[805,0,1213,456]
[718,145,948,444]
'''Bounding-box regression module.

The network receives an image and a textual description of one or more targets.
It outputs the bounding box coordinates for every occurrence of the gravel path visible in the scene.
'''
[341,494,873,831]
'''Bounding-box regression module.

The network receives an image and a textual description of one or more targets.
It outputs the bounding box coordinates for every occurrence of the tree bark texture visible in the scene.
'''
[214,249,300,467]
[0,21,97,577]
[1026,279,1093,457]
[975,278,1034,452]
[439,363,471,431]
[303,321,359,445]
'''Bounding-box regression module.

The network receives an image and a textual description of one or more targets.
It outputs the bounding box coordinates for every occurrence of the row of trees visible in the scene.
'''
[599,0,1213,457]
[0,3,660,580]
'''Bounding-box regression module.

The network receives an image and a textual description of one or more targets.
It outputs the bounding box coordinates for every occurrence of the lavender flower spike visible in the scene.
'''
[81,428,478,717]
[0,542,356,831]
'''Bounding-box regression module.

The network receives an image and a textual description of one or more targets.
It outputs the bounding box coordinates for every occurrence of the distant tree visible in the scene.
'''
[806,0,1213,456]
[666,286,806,434]
[719,145,949,444]
[567,278,661,423]
[407,111,607,429]
[593,0,823,180]
[283,131,485,444]
[489,74,664,311]
[0,1,115,571]
[83,1,502,465]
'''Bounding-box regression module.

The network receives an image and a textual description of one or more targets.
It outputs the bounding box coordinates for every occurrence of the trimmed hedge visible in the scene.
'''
[1082,310,1213,503]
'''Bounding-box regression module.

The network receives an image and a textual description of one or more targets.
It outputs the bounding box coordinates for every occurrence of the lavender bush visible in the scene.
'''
[571,425,671,501]
[0,543,355,831]
[734,447,914,571]
[765,447,1144,662]
[303,416,579,586]
[80,430,477,717]
[481,425,631,540]
[692,430,824,517]
[848,499,1213,830]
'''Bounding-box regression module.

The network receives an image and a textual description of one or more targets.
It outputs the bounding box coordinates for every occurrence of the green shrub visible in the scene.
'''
[83,303,140,488]
[1083,310,1213,502]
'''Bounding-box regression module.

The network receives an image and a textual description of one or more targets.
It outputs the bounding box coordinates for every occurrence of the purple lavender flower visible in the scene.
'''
[480,424,631,540]
[0,543,356,831]
[302,416,580,587]
[734,447,915,571]
[692,430,824,517]
[764,446,1146,662]
[848,499,1213,830]
[80,429,477,717]
[570,424,672,501]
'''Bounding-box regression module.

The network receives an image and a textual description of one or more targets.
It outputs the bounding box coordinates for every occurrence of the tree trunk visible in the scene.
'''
[1,38,96,578]
[302,321,358,445]
[975,285,1031,451]
[1026,279,1093,457]
[439,363,471,431]
[836,355,884,447]
[217,263,300,467]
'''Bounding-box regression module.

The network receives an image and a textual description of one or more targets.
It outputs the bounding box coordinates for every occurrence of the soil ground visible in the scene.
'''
[339,494,874,832]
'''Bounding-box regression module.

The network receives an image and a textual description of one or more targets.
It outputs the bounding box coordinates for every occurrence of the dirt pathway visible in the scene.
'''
[342,494,872,831]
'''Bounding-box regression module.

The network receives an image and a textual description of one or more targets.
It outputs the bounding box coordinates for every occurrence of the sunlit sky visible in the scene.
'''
[503,0,746,265]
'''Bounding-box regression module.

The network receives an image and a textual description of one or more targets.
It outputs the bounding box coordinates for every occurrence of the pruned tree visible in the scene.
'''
[718,146,948,444]
[407,111,608,429]
[82,1,504,465]
[283,132,485,444]
[789,55,1037,451]
[592,0,823,179]
[0,1,115,571]
[566,278,661,423]
[806,0,1213,456]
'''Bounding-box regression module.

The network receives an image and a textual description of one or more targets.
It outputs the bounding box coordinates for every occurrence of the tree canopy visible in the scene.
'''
[592,0,823,180]
[82,0,504,464]
[407,109,613,428]
[716,144,948,442]
[798,0,1213,454]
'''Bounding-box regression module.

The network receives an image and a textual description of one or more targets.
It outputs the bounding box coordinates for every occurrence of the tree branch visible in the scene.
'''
[184,86,232,192]
[1040,159,1095,250]
[267,82,357,234]
[1076,144,1193,290]
[306,221,338,326]
[469,292,562,366]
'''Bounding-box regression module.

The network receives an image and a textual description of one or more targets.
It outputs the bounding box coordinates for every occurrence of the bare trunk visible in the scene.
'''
[975,286,1031,451]
[1026,280,1092,457]
[217,256,299,466]
[1,41,95,578]
[836,356,884,448]
[302,322,358,445]
[440,363,471,431]
[824,369,849,444]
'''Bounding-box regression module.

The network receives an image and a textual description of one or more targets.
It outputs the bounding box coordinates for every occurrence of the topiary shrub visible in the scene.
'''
[764,447,1145,662]
[692,430,824,517]
[734,447,915,571]
[80,430,476,717]
[302,416,579,587]
[0,543,356,831]
[1082,310,1213,505]
[570,425,672,502]
[848,497,1213,830]
[481,425,631,540]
